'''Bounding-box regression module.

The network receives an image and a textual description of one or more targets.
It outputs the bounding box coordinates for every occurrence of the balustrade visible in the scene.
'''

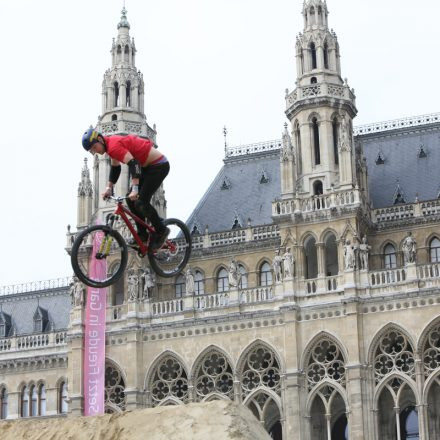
[370,268,406,286]
[418,263,440,279]
[0,331,67,353]
[240,287,272,304]
[152,299,184,316]
[195,293,229,310]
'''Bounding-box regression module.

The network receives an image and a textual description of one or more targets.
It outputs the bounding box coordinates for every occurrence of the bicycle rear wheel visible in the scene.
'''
[148,218,192,278]
[71,225,128,288]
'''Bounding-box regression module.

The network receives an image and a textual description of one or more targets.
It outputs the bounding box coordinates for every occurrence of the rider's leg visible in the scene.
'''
[126,195,148,241]
[136,162,170,245]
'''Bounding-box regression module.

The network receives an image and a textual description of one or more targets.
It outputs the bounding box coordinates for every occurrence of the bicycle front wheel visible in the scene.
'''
[71,225,128,288]
[148,218,192,278]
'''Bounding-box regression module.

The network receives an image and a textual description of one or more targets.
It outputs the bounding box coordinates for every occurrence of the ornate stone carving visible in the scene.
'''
[141,267,155,299]
[228,258,240,288]
[127,269,139,302]
[343,239,355,270]
[185,267,195,295]
[105,363,126,412]
[306,339,346,390]
[359,236,371,270]
[402,232,417,264]
[272,250,283,283]
[282,247,295,279]
[194,351,234,401]
[69,277,84,307]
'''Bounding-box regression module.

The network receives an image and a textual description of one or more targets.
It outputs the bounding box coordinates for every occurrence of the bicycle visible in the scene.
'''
[70,196,192,288]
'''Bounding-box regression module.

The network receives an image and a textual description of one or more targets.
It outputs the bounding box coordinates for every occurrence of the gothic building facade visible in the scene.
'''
[1,2,440,439]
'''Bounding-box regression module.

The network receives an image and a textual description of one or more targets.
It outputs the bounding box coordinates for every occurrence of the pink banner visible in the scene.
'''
[83,229,107,416]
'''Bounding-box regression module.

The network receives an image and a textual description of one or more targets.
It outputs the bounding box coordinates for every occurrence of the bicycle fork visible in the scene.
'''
[95,215,117,260]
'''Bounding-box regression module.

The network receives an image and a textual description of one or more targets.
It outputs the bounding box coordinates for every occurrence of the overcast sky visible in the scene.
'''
[0,0,439,286]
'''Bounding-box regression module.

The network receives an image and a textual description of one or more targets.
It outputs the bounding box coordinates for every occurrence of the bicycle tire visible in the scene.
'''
[71,225,128,288]
[148,218,192,278]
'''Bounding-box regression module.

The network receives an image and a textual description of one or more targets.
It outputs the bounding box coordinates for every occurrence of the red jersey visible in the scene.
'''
[103,135,153,164]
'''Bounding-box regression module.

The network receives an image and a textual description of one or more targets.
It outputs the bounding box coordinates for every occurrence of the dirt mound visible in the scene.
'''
[0,400,271,440]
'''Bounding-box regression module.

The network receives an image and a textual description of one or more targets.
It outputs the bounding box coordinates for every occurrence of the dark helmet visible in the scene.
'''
[82,126,101,151]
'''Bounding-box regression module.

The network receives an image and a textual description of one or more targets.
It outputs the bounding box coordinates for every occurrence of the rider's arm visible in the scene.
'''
[122,152,141,191]
[108,158,121,188]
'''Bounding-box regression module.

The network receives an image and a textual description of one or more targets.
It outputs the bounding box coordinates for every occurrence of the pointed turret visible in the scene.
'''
[285,0,358,196]
[77,158,93,228]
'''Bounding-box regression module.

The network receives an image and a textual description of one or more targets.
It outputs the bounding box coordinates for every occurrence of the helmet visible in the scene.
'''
[82,127,101,151]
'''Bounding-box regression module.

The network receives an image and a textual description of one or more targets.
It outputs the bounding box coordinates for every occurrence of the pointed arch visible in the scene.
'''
[105,357,127,412]
[305,380,349,415]
[190,345,235,380]
[145,350,190,388]
[191,345,235,401]
[373,373,419,409]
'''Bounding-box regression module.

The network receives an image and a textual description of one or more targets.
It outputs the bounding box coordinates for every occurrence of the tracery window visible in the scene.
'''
[306,338,346,390]
[105,363,126,412]
[422,323,440,377]
[194,351,234,401]
[194,271,204,295]
[0,387,7,419]
[430,237,440,263]
[150,356,189,406]
[59,381,68,414]
[259,262,272,287]
[246,392,282,440]
[374,329,415,383]
[384,243,397,269]
[175,274,186,298]
[217,268,229,293]
[241,345,281,397]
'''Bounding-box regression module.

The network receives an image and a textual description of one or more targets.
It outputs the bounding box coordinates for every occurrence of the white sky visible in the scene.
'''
[0,0,439,286]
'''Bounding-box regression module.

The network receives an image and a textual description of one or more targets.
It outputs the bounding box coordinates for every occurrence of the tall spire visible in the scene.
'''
[118,4,130,30]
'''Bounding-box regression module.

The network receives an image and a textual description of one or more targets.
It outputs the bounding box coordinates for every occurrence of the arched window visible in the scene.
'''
[124,45,129,62]
[311,76,317,84]
[304,236,318,279]
[194,271,204,295]
[0,388,7,419]
[238,264,248,289]
[384,244,397,269]
[323,42,329,69]
[217,268,229,292]
[400,406,419,439]
[111,114,117,121]
[310,42,317,69]
[332,117,339,164]
[430,237,440,263]
[312,117,321,165]
[175,274,186,298]
[30,385,38,416]
[117,45,122,62]
[309,7,315,25]
[259,262,272,286]
[111,268,124,306]
[21,386,29,417]
[126,80,131,107]
[38,384,46,416]
[114,82,119,107]
[295,121,302,174]
[59,382,68,414]
[313,180,323,195]
[325,233,339,276]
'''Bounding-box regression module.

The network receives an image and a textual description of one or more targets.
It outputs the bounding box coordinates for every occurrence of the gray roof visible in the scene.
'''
[0,288,70,335]
[359,122,440,208]
[186,150,281,234]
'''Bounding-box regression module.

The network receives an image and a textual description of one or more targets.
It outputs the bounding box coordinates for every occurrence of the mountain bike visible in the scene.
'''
[70,196,191,288]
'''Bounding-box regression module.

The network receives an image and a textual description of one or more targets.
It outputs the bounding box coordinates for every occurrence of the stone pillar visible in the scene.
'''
[347,365,367,440]
[296,245,305,280]
[316,242,325,278]
[67,307,85,416]
[283,373,303,440]
[133,85,139,111]
[317,46,324,70]
[120,82,126,109]
[415,358,429,439]
[7,391,20,418]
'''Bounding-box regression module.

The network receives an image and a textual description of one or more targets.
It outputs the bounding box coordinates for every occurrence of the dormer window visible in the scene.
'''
[0,312,12,338]
[33,307,49,333]
[34,318,43,333]
[191,225,201,235]
[0,324,5,338]
[220,177,231,190]
[260,170,269,184]
[375,152,385,165]
[418,146,427,158]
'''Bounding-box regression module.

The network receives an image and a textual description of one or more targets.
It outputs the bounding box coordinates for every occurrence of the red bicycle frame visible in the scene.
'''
[112,201,155,255]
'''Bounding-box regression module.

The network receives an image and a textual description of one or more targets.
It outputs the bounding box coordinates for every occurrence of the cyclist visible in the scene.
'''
[81,127,170,250]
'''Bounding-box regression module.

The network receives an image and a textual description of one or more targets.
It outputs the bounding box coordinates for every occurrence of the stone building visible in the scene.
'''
[1,2,440,439]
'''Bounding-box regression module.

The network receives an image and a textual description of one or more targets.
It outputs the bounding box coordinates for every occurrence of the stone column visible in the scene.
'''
[316,242,325,278]
[415,358,429,439]
[347,365,368,440]
[296,245,305,280]
[317,46,324,70]
[133,85,139,111]
[120,82,126,109]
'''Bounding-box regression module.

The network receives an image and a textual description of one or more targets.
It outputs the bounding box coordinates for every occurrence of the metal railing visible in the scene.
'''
[0,278,71,296]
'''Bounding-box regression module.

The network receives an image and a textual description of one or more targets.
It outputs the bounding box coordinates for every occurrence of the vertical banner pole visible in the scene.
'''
[83,230,107,416]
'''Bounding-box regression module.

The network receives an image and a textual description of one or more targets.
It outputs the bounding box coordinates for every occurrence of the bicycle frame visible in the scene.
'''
[109,200,156,255]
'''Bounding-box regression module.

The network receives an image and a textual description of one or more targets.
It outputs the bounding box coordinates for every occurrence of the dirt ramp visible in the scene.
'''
[0,400,271,440]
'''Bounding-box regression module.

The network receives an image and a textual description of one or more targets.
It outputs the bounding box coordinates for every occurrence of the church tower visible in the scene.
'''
[285,0,358,198]
[80,7,166,224]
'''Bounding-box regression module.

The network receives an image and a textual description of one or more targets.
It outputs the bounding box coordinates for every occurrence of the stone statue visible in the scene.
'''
[282,247,295,279]
[344,239,355,270]
[185,267,195,295]
[359,236,371,270]
[228,258,240,288]
[69,277,84,307]
[340,116,351,152]
[273,250,283,283]
[352,236,360,270]
[402,232,417,264]
[141,267,155,299]
[127,270,139,302]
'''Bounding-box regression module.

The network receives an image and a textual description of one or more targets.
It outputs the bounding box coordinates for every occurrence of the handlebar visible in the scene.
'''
[105,195,128,203]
